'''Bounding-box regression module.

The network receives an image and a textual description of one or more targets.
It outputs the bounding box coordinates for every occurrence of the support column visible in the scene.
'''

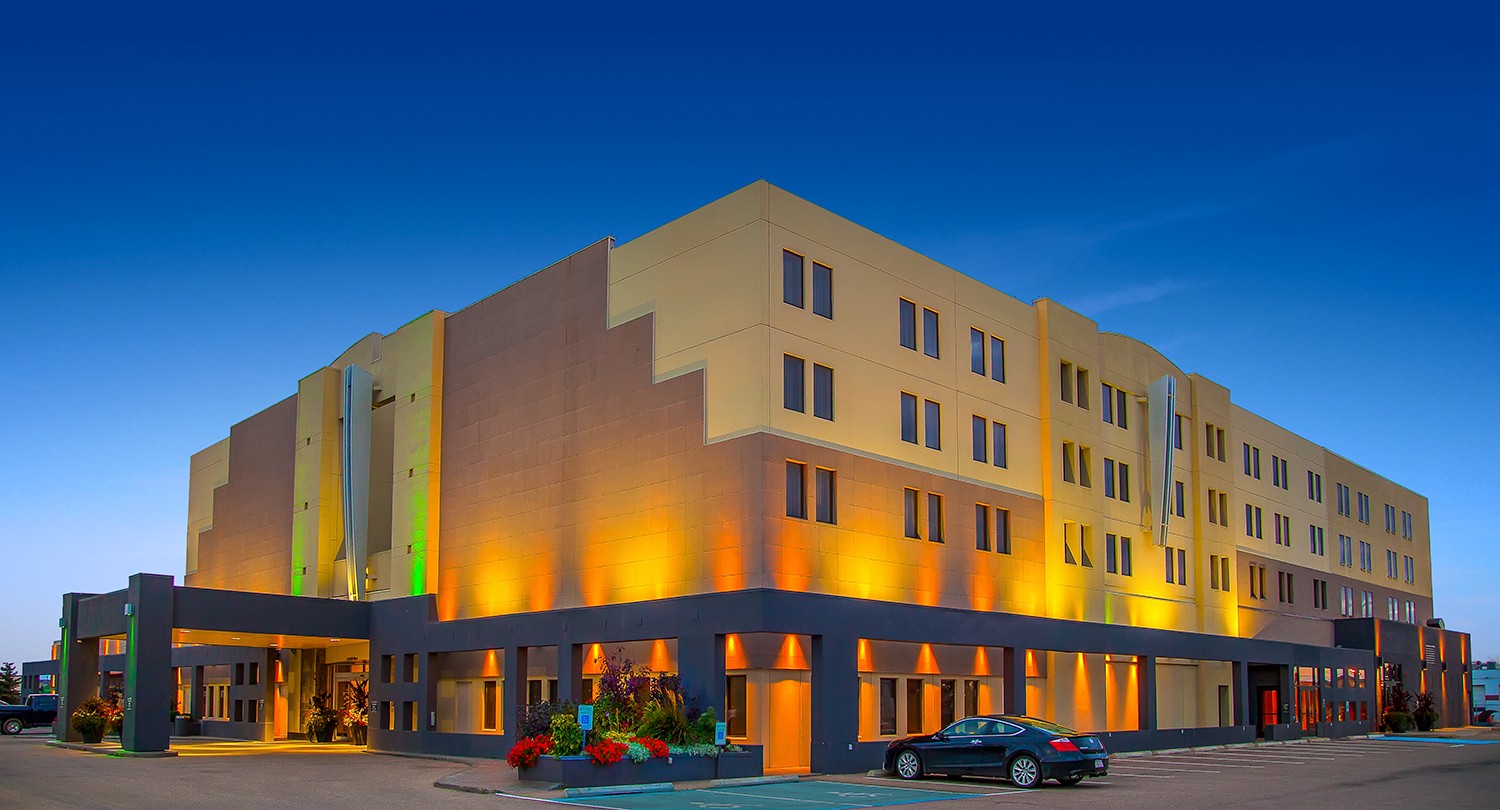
[1278,664,1295,736]
[810,633,859,774]
[1137,655,1157,731]
[424,652,440,734]
[503,646,529,742]
[677,633,725,719]
[56,593,100,741]
[259,649,277,742]
[188,665,205,719]
[1231,661,1249,727]
[122,573,175,753]
[556,639,583,705]
[1002,647,1027,716]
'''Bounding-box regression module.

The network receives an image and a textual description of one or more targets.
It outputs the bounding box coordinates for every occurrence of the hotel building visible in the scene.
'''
[29,182,1468,770]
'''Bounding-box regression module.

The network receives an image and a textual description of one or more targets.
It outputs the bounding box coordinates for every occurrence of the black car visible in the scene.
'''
[883,715,1108,788]
[0,694,59,735]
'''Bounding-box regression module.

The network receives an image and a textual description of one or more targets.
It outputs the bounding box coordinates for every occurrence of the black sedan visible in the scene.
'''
[883,715,1108,788]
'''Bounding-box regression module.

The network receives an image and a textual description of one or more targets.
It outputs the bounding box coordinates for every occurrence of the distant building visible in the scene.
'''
[29,182,1468,767]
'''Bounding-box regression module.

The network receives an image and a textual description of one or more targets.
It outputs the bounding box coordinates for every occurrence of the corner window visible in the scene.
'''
[782,250,804,308]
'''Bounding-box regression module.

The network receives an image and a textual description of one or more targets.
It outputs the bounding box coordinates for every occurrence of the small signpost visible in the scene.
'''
[578,704,594,731]
[714,720,727,747]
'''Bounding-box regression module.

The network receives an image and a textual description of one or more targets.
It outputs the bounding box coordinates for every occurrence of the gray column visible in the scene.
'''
[259,649,278,742]
[1231,661,1249,726]
[57,593,100,741]
[556,639,583,705]
[423,652,440,733]
[122,573,175,753]
[677,633,725,719]
[189,665,205,719]
[503,646,529,742]
[810,633,858,774]
[1002,647,1027,715]
[1137,655,1157,731]
[1278,664,1295,735]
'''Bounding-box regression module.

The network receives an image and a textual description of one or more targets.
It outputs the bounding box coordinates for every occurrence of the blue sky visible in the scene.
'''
[3,3,1497,665]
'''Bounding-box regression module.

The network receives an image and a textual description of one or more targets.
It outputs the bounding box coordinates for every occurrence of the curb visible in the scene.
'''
[564,783,675,798]
[710,775,800,788]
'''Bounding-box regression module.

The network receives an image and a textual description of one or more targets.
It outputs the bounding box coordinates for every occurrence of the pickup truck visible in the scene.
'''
[0,694,59,734]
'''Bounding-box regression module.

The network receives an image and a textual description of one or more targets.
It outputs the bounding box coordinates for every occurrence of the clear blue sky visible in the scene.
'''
[3,3,1497,666]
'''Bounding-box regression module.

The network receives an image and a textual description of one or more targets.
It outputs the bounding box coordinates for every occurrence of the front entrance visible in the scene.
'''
[1256,687,1280,737]
[330,661,369,740]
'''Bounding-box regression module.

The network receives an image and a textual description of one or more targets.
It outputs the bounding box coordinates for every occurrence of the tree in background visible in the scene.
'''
[0,662,21,704]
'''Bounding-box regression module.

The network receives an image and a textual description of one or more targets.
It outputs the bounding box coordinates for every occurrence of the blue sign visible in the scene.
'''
[578,704,594,731]
[714,721,727,746]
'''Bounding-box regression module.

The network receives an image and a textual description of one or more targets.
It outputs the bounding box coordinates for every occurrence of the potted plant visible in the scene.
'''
[70,696,111,744]
[101,690,124,738]
[1383,683,1414,733]
[342,679,369,746]
[304,693,338,742]
[1414,691,1439,732]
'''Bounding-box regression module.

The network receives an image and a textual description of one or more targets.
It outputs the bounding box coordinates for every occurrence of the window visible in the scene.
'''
[1210,555,1231,592]
[899,299,918,350]
[1164,546,1187,586]
[1104,459,1130,502]
[972,416,987,463]
[970,329,985,375]
[1404,555,1415,584]
[813,364,834,420]
[1173,413,1184,450]
[1076,368,1090,409]
[1060,361,1074,403]
[1242,443,1261,479]
[1357,492,1371,524]
[815,468,837,524]
[975,504,990,551]
[1063,521,1081,565]
[1313,578,1328,611]
[900,393,918,444]
[880,678,898,735]
[783,355,805,412]
[482,681,498,731]
[1359,541,1373,572]
[782,250,804,308]
[906,678,924,734]
[924,399,942,450]
[1206,423,1226,461]
[1307,471,1323,502]
[1401,510,1414,539]
[1173,480,1185,518]
[1405,600,1416,624]
[995,507,1012,554]
[1361,590,1374,618]
[990,335,1006,382]
[992,422,1008,468]
[1244,504,1263,539]
[1387,549,1399,579]
[1079,524,1093,567]
[1078,446,1091,488]
[1384,503,1397,534]
[1278,571,1295,604]
[1339,585,1354,616]
[1388,596,1400,620]
[1249,564,1268,600]
[1273,513,1291,547]
[1338,534,1353,567]
[927,492,945,543]
[785,461,807,519]
[1336,483,1351,516]
[726,674,747,737]
[1272,456,1288,489]
[1107,534,1132,576]
[1062,442,1076,483]
[1101,384,1129,428]
[904,488,921,539]
[1309,525,1325,556]
[922,308,940,359]
[812,261,833,318]
[1208,488,1220,526]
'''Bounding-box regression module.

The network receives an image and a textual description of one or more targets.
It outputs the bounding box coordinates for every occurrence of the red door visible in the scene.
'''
[1257,687,1280,736]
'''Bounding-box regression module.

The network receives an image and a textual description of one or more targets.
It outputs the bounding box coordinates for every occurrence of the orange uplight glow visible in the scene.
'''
[774,634,808,670]
[649,639,673,673]
[584,644,605,675]
[275,659,284,684]
[725,635,749,670]
[972,646,991,677]
[1025,649,1040,679]
[483,649,501,678]
[857,639,874,673]
[915,643,940,675]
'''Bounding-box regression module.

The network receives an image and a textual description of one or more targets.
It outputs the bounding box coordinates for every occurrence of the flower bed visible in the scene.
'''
[522,749,761,788]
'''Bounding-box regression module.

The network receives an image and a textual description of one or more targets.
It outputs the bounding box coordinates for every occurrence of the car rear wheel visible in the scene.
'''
[894,749,924,780]
[1,718,23,735]
[1056,775,1083,786]
[1008,754,1041,788]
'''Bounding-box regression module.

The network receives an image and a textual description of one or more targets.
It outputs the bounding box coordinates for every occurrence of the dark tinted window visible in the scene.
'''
[782,251,804,307]
[783,355,805,412]
[899,299,917,349]
[812,262,833,318]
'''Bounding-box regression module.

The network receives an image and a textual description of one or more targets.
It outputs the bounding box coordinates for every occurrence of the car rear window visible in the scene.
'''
[1010,717,1078,735]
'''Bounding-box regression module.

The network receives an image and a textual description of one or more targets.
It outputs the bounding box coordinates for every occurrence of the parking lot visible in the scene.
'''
[5,732,1500,808]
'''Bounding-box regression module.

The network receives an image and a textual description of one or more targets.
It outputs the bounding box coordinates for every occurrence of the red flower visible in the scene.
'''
[631,736,669,758]
[506,735,554,769]
[585,740,628,766]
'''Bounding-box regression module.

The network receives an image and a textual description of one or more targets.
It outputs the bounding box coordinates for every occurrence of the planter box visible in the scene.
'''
[523,751,762,788]
[173,718,201,737]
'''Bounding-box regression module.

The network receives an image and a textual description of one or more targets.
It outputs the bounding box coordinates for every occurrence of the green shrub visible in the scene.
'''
[1384,710,1414,733]
[519,700,577,740]
[691,706,717,744]
[550,714,584,756]
[636,698,696,745]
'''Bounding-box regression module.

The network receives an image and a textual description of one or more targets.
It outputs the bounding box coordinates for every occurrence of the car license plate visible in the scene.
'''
[1094,760,1104,769]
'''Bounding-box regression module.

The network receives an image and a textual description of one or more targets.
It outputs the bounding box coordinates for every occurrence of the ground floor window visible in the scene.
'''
[726,674,747,738]
[879,678,897,735]
[203,684,230,720]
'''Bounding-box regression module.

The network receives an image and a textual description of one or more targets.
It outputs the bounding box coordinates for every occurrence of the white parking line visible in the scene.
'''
[1108,764,1220,773]
[708,790,864,806]
[1105,772,1174,779]
[1145,757,1264,769]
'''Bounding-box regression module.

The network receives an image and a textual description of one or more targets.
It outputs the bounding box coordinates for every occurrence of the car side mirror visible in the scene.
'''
[933,732,947,741]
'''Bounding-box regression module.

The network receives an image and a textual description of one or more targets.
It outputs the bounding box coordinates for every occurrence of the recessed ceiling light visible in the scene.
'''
[329,638,341,642]
[231,637,241,641]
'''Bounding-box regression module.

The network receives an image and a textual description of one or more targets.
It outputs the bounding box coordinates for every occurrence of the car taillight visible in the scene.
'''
[1049,738,1080,753]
